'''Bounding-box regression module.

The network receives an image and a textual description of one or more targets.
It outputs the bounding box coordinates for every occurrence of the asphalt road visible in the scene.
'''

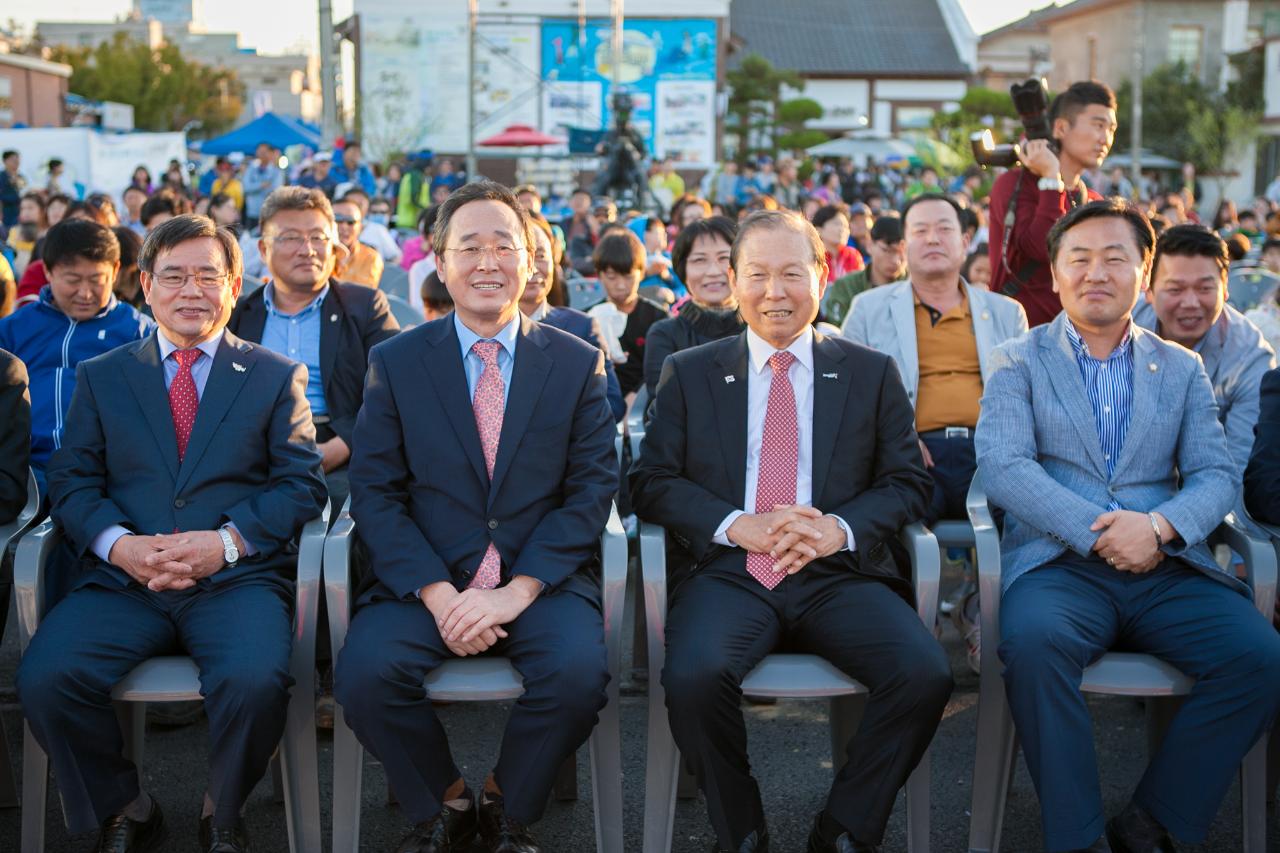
[0,559,1275,852]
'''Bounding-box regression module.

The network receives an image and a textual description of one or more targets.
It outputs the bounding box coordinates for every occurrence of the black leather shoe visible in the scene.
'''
[711,823,768,852]
[1106,804,1179,853]
[95,801,166,853]
[478,794,541,853]
[395,794,479,853]
[198,815,251,853]
[805,812,879,852]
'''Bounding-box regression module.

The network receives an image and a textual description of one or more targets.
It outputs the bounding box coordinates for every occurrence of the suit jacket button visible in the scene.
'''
[487,519,499,530]
[174,498,186,508]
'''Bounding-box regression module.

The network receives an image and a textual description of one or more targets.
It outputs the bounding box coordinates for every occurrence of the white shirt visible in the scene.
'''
[407,254,438,315]
[359,221,403,263]
[712,326,855,551]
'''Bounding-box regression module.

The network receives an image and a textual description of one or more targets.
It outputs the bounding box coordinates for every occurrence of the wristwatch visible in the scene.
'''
[218,527,240,566]
[1037,176,1066,193]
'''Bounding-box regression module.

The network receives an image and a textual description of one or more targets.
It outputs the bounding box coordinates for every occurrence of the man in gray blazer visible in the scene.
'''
[1132,224,1275,478]
[976,199,1280,853]
[843,193,1027,525]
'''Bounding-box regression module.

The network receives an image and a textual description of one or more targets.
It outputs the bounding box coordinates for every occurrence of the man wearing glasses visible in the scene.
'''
[20,215,327,853]
[228,186,399,515]
[335,181,617,853]
[332,197,385,288]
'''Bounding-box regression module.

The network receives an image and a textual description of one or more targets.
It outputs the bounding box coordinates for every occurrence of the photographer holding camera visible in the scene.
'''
[987,80,1118,326]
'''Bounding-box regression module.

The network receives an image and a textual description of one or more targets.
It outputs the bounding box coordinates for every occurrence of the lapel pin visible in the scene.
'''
[330,313,338,322]
[981,311,991,321]
[232,362,247,373]
[1148,362,1158,372]
[822,372,838,379]
[724,375,735,384]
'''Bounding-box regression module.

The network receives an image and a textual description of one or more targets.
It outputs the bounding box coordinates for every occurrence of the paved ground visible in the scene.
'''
[0,558,1275,852]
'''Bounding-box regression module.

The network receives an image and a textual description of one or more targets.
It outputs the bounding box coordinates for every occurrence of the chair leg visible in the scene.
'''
[629,558,649,681]
[553,752,578,801]
[331,704,366,853]
[21,721,49,853]
[589,675,625,853]
[828,694,866,774]
[0,712,18,809]
[905,748,931,853]
[642,665,683,853]
[677,757,698,800]
[271,752,285,804]
[1268,730,1280,806]
[1241,734,1268,853]
[967,673,1018,853]
[114,701,145,771]
[279,667,321,853]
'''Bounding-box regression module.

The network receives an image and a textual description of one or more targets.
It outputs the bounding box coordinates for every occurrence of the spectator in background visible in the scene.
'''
[0,347,29,524]
[643,215,743,401]
[140,193,180,234]
[367,197,394,231]
[561,187,593,246]
[419,270,453,322]
[338,188,402,264]
[671,194,711,233]
[395,154,433,231]
[242,142,283,230]
[407,206,441,318]
[298,152,340,198]
[86,193,121,228]
[1262,237,1280,275]
[16,199,115,310]
[812,205,864,283]
[568,197,617,276]
[208,193,241,233]
[110,225,146,312]
[962,244,991,289]
[129,165,153,194]
[161,160,190,199]
[649,157,686,212]
[586,229,668,398]
[210,158,245,213]
[847,202,873,263]
[122,185,147,235]
[332,198,384,288]
[8,192,46,275]
[631,215,679,303]
[402,204,438,271]
[332,140,376,197]
[1237,210,1262,243]
[821,216,908,326]
[45,193,70,230]
[1212,199,1238,236]
[4,151,31,227]
[0,220,153,490]
[428,157,462,196]
[712,161,741,207]
[773,158,803,211]
[811,170,842,206]
[0,256,14,318]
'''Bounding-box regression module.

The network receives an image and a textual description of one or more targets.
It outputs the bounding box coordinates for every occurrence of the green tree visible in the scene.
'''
[930,86,1017,166]
[49,33,244,135]
[776,98,827,154]
[724,53,804,162]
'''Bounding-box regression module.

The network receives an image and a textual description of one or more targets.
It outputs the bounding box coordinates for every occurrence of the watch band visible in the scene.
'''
[1037,176,1066,193]
[218,527,239,564]
[1147,512,1164,549]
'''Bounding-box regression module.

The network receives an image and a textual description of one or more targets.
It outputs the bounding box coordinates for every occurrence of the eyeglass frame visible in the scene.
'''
[147,271,234,291]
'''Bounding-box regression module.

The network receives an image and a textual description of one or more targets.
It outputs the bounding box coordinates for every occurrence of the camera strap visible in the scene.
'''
[999,169,1088,299]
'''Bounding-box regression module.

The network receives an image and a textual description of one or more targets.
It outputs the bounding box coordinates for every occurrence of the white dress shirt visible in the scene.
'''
[712,326,855,551]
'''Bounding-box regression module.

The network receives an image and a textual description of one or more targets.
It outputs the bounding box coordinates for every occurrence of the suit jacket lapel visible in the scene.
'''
[489,316,552,504]
[888,286,919,394]
[1041,316,1109,476]
[125,334,180,480]
[811,333,850,505]
[709,334,749,509]
[237,292,269,343]
[968,284,998,381]
[319,285,341,403]
[422,319,489,487]
[175,333,254,492]
[1113,329,1165,474]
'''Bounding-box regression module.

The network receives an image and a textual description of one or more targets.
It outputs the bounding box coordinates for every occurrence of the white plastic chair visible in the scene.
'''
[14,508,328,853]
[325,501,628,853]
[965,473,1275,852]
[639,521,941,853]
[0,469,40,808]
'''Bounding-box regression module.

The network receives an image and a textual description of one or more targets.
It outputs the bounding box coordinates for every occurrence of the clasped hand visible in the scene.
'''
[109,530,230,591]
[421,576,542,657]
[726,504,846,576]
[1091,509,1165,573]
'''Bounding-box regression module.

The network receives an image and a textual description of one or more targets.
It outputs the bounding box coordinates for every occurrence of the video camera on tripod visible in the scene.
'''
[970,78,1056,169]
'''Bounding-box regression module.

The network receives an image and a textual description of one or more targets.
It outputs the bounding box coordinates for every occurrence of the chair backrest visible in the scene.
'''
[0,468,40,553]
[380,265,410,301]
[385,293,422,330]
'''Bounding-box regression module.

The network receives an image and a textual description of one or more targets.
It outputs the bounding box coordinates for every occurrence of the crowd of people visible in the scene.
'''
[3,75,1280,853]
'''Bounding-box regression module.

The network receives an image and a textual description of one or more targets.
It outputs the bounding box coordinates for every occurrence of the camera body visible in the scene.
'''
[971,77,1058,168]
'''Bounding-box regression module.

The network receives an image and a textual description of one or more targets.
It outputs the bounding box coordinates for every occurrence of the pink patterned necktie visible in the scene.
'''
[746,351,798,590]
[467,340,505,590]
[169,349,201,462]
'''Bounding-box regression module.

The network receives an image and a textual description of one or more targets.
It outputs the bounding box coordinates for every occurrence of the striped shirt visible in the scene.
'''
[1066,321,1133,510]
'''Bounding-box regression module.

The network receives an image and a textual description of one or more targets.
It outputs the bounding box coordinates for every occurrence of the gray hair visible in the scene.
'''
[259,186,335,231]
[139,214,243,279]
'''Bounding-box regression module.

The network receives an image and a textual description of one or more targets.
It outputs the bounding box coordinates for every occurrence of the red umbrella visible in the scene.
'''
[477,124,565,147]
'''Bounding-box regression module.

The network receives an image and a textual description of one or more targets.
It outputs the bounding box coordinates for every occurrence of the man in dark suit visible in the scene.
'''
[0,347,30,524]
[17,215,326,853]
[228,186,399,512]
[1246,366,1280,526]
[630,209,951,853]
[334,181,617,853]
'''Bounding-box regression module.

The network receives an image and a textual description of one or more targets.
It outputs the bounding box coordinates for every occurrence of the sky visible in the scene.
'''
[9,0,1049,57]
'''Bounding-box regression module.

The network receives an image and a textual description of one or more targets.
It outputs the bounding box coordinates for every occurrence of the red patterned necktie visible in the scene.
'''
[169,349,201,462]
[467,340,505,590]
[746,351,798,590]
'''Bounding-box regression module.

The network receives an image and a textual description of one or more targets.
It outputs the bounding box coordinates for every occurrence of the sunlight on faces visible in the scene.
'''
[1146,253,1226,350]
[684,233,735,309]
[1056,103,1118,170]
[966,253,992,288]
[142,237,242,347]
[260,208,340,290]
[48,256,119,321]
[818,212,850,252]
[904,199,968,280]
[869,237,908,282]
[600,267,642,306]
[438,199,532,330]
[332,200,362,250]
[732,224,827,350]
[1052,216,1149,331]
[520,224,555,314]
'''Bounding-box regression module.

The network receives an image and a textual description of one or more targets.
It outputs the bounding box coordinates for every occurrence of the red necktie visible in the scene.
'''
[169,349,201,462]
[467,340,505,590]
[746,351,798,590]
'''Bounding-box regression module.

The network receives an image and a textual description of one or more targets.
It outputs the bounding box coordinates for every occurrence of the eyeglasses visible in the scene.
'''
[152,272,231,290]
[333,215,358,224]
[270,233,333,253]
[445,244,526,263]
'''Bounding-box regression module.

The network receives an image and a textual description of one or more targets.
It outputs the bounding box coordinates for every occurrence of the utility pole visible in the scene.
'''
[466,0,478,181]
[611,0,624,94]
[318,0,340,147]
[1130,0,1145,191]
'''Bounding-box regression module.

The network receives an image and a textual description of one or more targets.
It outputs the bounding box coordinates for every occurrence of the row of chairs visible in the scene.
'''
[3,461,1277,851]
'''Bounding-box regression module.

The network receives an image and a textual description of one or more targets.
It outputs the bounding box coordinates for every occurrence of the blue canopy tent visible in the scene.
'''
[198,112,321,155]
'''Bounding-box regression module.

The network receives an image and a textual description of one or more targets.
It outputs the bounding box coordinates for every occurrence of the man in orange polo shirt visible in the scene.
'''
[332,198,384,288]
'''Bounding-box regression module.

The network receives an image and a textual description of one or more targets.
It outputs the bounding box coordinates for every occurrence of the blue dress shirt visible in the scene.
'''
[1066,321,1134,509]
[261,283,328,417]
[455,312,519,405]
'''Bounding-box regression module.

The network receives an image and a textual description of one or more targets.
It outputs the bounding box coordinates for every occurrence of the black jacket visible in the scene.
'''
[228,280,400,447]
[0,348,30,523]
